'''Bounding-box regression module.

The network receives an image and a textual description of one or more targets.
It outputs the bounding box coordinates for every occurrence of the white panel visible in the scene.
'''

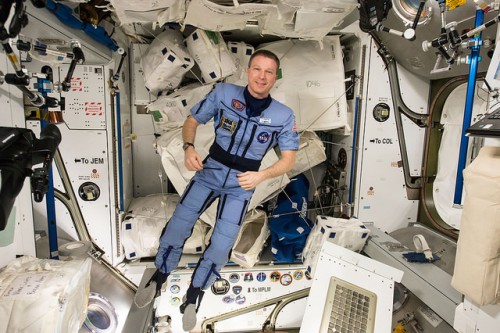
[60,65,107,130]
[113,50,134,213]
[132,131,167,196]
[130,43,167,197]
[55,125,114,260]
[454,299,500,333]
[355,41,419,232]
[155,265,312,332]
[131,44,155,106]
[301,241,403,333]
[397,64,428,177]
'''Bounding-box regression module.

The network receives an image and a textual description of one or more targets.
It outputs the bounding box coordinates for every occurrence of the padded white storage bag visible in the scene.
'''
[259,0,358,41]
[260,36,348,131]
[157,124,290,226]
[122,194,208,259]
[147,82,215,129]
[451,146,500,306]
[0,256,91,333]
[108,0,185,25]
[141,28,194,95]
[184,0,276,31]
[225,42,254,86]
[185,29,237,84]
[230,209,270,268]
[287,130,326,178]
[302,216,370,277]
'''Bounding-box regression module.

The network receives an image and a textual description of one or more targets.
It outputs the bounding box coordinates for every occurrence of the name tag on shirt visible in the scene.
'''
[220,116,237,133]
[259,118,272,124]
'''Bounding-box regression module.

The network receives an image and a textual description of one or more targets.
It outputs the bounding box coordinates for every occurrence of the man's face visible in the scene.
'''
[246,55,278,99]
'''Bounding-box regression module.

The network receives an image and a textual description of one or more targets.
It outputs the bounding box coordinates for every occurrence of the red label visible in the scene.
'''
[71,78,83,91]
[85,102,103,116]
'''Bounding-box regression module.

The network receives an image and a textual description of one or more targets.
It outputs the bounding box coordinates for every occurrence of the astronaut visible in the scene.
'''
[153,49,298,331]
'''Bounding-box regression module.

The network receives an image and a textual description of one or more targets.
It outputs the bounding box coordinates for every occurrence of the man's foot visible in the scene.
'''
[180,297,198,332]
[180,286,205,332]
[134,269,168,308]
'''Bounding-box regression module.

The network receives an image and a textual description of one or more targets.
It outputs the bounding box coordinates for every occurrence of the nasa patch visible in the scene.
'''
[231,99,246,112]
[257,131,271,144]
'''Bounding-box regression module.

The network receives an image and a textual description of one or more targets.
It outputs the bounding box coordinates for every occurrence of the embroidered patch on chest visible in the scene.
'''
[259,117,271,124]
[231,99,246,112]
[257,131,271,144]
[220,116,237,133]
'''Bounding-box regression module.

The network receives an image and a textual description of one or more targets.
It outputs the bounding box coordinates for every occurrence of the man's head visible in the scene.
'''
[246,49,280,99]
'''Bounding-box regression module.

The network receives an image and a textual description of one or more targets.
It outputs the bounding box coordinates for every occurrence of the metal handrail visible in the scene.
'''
[201,287,310,333]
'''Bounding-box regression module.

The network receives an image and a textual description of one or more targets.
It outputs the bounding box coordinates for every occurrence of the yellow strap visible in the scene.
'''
[447,0,467,11]
[393,323,408,333]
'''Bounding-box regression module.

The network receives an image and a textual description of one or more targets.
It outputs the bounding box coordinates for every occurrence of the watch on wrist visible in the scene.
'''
[182,142,194,151]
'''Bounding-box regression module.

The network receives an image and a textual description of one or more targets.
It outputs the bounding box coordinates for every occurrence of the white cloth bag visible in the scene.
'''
[287,130,326,178]
[230,209,270,268]
[121,194,208,259]
[259,36,348,131]
[141,28,194,95]
[0,256,91,333]
[259,0,358,41]
[185,29,237,84]
[107,0,185,25]
[184,0,276,31]
[302,216,370,277]
[147,82,214,128]
[451,146,500,305]
[224,42,254,86]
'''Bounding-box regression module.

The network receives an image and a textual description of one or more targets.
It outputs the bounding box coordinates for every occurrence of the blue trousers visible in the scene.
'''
[155,157,253,290]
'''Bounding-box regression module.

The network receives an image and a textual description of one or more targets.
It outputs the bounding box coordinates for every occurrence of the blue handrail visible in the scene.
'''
[453,9,484,205]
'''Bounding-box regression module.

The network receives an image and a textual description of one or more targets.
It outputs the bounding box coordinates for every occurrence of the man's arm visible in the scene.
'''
[237,150,296,190]
[183,116,204,171]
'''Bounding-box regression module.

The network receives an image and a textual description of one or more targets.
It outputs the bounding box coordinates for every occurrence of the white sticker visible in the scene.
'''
[2,273,49,297]
[417,305,443,328]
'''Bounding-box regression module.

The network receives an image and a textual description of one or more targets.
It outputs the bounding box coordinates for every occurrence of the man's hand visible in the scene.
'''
[237,171,266,190]
[184,147,203,171]
[237,150,296,190]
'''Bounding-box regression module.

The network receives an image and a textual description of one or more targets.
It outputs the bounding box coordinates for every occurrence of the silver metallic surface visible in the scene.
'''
[390,223,457,276]
[377,1,496,79]
[363,224,461,326]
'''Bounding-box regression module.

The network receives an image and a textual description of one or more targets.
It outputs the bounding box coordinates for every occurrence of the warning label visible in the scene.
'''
[71,77,83,91]
[85,102,103,116]
[418,305,443,328]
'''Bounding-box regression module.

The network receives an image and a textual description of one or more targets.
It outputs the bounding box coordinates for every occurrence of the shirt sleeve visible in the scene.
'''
[190,84,219,124]
[277,112,300,151]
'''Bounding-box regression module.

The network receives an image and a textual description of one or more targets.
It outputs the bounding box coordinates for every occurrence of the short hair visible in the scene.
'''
[248,49,280,71]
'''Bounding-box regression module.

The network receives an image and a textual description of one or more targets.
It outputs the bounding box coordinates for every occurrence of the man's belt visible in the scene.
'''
[209,142,261,172]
